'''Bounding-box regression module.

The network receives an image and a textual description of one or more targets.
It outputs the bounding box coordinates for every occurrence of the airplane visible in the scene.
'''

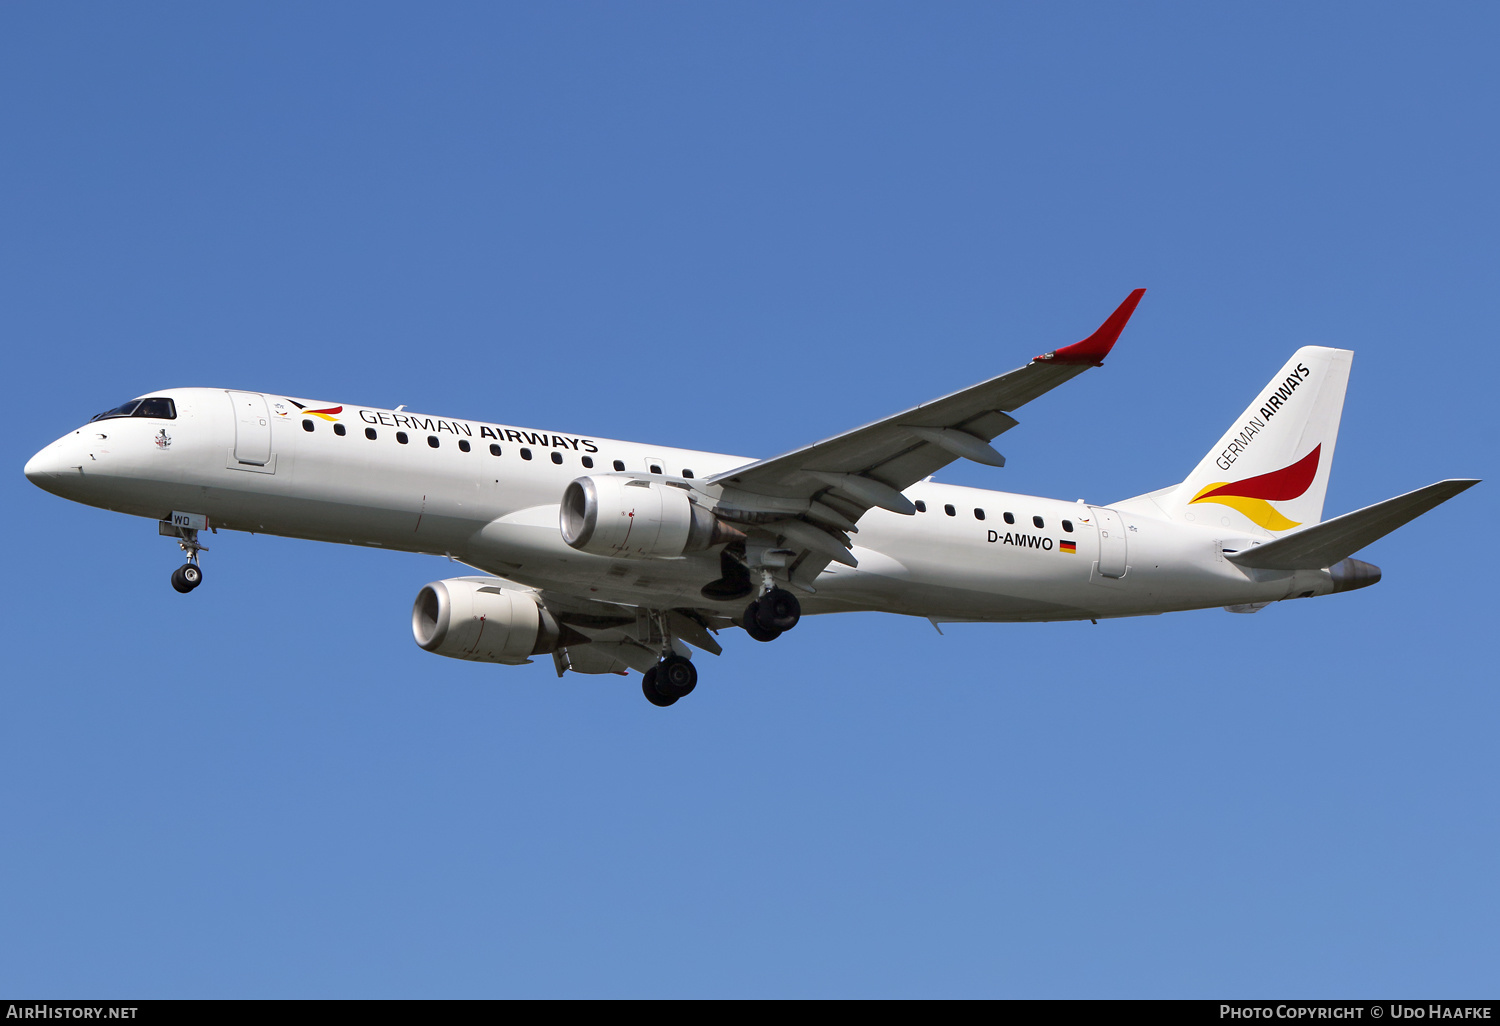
[23,290,1478,707]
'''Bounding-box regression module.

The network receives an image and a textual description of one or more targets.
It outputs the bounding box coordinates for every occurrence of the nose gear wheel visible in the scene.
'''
[171,563,203,593]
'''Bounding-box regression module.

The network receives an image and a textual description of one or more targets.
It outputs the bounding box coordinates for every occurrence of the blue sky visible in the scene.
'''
[2,3,1495,998]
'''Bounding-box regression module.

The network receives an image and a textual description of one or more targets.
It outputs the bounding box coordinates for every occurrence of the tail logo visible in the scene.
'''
[281,400,344,421]
[1189,445,1321,531]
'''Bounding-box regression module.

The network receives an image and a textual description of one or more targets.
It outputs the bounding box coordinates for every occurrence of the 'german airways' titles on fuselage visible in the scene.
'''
[356,409,599,454]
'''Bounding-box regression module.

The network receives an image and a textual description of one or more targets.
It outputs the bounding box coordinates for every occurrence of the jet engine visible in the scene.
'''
[560,475,741,559]
[411,578,561,665]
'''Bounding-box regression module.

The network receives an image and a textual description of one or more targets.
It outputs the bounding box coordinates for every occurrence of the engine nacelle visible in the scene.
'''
[560,474,739,559]
[411,578,561,665]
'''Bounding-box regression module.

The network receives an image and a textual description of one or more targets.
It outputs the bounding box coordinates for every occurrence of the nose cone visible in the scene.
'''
[25,447,59,481]
[24,438,78,493]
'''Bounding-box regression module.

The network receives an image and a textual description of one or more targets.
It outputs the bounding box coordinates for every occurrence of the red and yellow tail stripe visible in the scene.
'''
[1188,445,1320,531]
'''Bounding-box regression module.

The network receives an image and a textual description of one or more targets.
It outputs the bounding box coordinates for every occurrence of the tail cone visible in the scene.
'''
[1330,558,1381,593]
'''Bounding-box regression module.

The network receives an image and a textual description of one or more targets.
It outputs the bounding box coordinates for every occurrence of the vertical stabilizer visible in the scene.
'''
[1161,346,1352,535]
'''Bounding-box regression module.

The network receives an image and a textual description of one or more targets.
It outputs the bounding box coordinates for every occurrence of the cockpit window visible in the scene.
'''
[91,397,176,421]
[134,398,176,419]
[91,400,140,421]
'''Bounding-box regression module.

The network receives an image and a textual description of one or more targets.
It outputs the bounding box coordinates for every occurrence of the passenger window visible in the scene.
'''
[427,436,439,448]
[302,419,315,432]
[1062,519,1074,533]
[650,464,662,474]
[520,448,532,460]
[683,469,694,479]
[458,439,470,452]
[944,504,956,517]
[551,451,563,464]
[396,432,408,444]
[1003,512,1015,525]
[489,443,501,456]
[334,423,346,436]
[582,456,594,469]
[613,460,625,471]
[974,508,985,521]
[365,428,378,440]
[914,500,927,513]
[1033,516,1045,529]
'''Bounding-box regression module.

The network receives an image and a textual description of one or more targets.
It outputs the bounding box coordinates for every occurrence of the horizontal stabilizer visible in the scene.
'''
[1227,479,1479,570]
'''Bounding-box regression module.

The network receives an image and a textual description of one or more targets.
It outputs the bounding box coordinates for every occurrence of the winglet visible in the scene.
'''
[1034,288,1146,366]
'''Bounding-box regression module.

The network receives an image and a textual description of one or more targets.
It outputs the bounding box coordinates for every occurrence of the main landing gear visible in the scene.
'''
[635,608,702,708]
[702,547,803,643]
[743,586,801,643]
[637,576,802,708]
[642,655,698,708]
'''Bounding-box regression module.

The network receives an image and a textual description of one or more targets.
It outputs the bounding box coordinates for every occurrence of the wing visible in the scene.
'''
[704,290,1146,577]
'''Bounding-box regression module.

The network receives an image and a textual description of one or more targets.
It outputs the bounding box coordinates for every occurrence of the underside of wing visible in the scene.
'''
[430,551,735,672]
[534,586,732,674]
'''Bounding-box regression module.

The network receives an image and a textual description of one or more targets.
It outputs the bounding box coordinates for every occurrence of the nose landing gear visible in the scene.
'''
[160,519,209,594]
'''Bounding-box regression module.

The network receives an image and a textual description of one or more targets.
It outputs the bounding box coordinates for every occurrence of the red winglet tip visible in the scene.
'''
[1033,288,1146,366]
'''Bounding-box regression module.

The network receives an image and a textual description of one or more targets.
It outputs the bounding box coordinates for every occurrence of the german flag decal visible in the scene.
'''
[1059,540,1077,554]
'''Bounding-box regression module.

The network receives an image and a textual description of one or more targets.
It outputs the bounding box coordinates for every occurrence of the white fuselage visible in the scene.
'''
[24,388,1338,622]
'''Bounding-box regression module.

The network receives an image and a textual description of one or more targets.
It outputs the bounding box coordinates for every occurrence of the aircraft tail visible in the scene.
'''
[1157,346,1353,536]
